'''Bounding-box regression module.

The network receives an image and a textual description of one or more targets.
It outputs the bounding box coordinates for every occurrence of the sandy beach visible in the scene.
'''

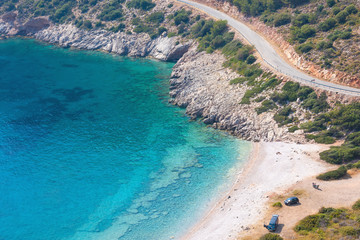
[181,141,335,240]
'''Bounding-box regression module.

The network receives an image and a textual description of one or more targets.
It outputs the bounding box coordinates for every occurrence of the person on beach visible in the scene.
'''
[312,182,320,190]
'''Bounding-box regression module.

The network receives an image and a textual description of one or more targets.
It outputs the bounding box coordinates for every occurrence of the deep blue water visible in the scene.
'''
[0,39,250,240]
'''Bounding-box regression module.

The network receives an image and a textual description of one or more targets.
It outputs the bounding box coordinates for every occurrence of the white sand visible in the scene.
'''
[181,142,333,240]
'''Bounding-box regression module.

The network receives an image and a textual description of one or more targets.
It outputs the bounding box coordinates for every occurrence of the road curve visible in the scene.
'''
[177,0,360,96]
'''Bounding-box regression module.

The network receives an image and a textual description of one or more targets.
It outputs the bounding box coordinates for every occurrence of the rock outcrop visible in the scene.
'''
[33,24,192,61]
[170,47,304,142]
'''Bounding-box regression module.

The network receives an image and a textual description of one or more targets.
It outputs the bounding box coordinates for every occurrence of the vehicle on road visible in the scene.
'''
[264,214,279,232]
[284,197,299,206]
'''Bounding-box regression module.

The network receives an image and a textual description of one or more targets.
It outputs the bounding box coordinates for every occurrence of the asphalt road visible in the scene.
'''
[177,0,360,96]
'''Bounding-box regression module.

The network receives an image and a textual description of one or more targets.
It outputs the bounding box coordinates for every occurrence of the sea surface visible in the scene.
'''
[0,39,251,240]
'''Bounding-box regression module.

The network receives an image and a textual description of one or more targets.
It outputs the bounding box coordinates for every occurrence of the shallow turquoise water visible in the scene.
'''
[0,39,251,240]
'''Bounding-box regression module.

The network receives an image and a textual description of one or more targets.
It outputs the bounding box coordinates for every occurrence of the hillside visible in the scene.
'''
[209,0,360,86]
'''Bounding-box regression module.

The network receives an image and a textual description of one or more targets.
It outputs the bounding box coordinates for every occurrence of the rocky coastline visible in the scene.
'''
[0,15,192,61]
[0,13,300,142]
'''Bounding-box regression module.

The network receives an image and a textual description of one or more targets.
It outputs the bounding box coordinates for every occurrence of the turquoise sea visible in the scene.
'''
[0,39,250,240]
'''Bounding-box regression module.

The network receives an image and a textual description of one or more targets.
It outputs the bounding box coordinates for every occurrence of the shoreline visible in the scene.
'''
[182,141,333,240]
[181,141,260,240]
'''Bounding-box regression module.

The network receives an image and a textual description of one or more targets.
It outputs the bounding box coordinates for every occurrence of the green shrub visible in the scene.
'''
[319,146,360,164]
[5,3,16,11]
[332,7,341,15]
[230,77,248,85]
[325,127,344,138]
[246,55,257,64]
[193,19,234,52]
[339,31,352,39]
[237,46,251,61]
[297,86,314,100]
[274,106,295,126]
[241,87,263,103]
[318,134,335,143]
[352,199,360,210]
[259,233,283,240]
[335,10,349,24]
[302,92,329,113]
[272,202,283,208]
[95,21,103,28]
[222,40,243,57]
[339,226,357,236]
[126,0,155,11]
[318,18,336,32]
[146,12,164,24]
[345,4,358,15]
[316,166,347,180]
[158,26,167,36]
[274,13,291,27]
[347,132,360,145]
[288,126,299,132]
[98,0,123,21]
[90,0,98,6]
[173,9,191,25]
[51,3,73,23]
[300,118,327,133]
[296,42,313,53]
[271,82,300,105]
[255,96,266,102]
[306,134,335,144]
[255,100,277,114]
[318,207,336,214]
[353,161,360,169]
[291,24,316,42]
[271,92,290,105]
[133,23,151,33]
[326,0,335,7]
[316,41,333,50]
[110,23,126,32]
[295,214,327,232]
[167,32,176,37]
[328,102,360,131]
[317,4,324,14]
[263,77,281,89]
[292,13,310,27]
[283,81,300,92]
[82,20,92,30]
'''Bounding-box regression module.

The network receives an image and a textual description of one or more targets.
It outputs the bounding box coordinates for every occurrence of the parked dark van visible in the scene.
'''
[284,196,299,206]
[264,214,279,232]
